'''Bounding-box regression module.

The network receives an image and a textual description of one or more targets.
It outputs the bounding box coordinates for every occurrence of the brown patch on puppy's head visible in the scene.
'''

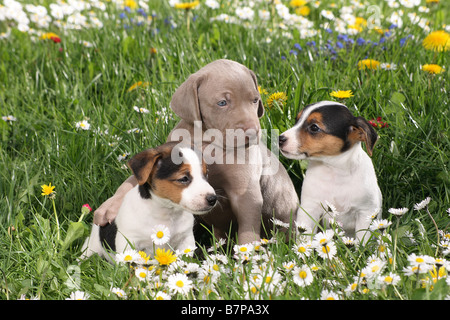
[280,102,378,159]
[127,142,190,202]
[297,111,346,157]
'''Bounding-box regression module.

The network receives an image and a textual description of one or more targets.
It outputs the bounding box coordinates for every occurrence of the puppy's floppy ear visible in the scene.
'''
[249,69,264,118]
[127,149,161,185]
[170,73,204,123]
[349,117,379,157]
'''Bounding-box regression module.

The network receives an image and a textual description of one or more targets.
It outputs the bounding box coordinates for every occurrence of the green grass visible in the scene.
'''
[0,0,449,300]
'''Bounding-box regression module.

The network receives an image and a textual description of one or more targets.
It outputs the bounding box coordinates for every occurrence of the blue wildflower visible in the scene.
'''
[336,41,344,49]
[356,37,366,46]
[337,34,349,42]
[294,43,302,51]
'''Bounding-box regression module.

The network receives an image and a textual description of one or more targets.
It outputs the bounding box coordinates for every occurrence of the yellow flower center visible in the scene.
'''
[176,280,184,288]
[156,231,164,239]
[299,271,307,279]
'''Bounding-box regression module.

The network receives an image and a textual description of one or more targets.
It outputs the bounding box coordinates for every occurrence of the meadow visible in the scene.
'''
[0,0,449,301]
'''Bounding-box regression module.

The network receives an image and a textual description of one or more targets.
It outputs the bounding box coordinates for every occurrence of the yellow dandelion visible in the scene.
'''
[295,6,310,16]
[355,17,367,27]
[422,64,444,74]
[41,183,55,196]
[357,59,380,70]
[258,86,268,95]
[266,92,287,109]
[174,1,199,10]
[289,0,307,7]
[39,32,59,40]
[330,90,354,99]
[154,248,177,266]
[123,0,138,9]
[422,30,450,52]
[127,81,150,92]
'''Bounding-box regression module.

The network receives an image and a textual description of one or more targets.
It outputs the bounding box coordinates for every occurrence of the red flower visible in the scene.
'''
[81,203,92,213]
[369,117,389,129]
[50,36,61,43]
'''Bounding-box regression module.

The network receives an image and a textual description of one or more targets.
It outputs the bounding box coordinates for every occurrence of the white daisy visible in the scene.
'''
[115,249,141,264]
[111,287,127,299]
[342,236,356,246]
[151,224,171,245]
[292,265,314,287]
[381,63,398,70]
[205,0,220,9]
[66,290,90,300]
[370,219,392,231]
[320,289,340,300]
[320,9,335,20]
[167,273,193,296]
[378,273,401,286]
[414,197,431,211]
[155,291,171,300]
[362,260,386,279]
[176,246,196,257]
[282,261,296,272]
[293,241,313,257]
[2,115,17,122]
[313,230,335,246]
[233,243,254,255]
[316,241,337,259]
[135,267,149,282]
[133,106,150,114]
[75,120,90,130]
[407,253,434,266]
[388,207,409,216]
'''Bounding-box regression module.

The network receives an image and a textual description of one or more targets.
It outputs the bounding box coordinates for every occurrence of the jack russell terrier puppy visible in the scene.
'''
[279,101,382,244]
[81,142,217,261]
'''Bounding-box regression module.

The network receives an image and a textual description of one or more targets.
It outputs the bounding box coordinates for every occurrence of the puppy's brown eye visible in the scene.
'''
[309,124,321,133]
[217,100,227,107]
[177,176,191,184]
[253,98,259,104]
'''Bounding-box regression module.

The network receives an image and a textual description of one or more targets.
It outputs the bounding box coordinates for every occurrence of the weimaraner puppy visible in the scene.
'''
[94,59,299,244]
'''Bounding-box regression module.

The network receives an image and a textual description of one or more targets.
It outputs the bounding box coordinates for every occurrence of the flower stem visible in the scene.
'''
[426,207,440,256]
[52,198,60,242]
[392,217,400,271]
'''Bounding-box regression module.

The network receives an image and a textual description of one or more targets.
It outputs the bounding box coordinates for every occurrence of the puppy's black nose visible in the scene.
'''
[279,135,287,147]
[206,194,217,207]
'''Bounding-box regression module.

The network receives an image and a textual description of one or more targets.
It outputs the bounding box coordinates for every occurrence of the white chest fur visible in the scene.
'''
[298,143,382,240]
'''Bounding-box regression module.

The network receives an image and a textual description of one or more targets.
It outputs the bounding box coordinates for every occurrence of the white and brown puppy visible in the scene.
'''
[81,142,217,261]
[279,101,382,243]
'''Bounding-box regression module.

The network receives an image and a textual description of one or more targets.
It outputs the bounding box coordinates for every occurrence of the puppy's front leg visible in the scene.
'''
[229,189,263,244]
